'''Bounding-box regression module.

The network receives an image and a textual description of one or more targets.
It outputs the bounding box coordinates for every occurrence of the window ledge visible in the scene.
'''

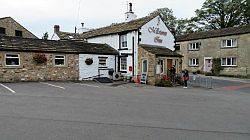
[220,46,237,49]
[118,48,128,51]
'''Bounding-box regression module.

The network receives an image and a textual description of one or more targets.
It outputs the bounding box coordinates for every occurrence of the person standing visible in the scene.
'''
[170,65,176,84]
[183,68,189,88]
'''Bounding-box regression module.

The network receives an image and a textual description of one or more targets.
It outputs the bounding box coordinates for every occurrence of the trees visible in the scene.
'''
[193,0,249,30]
[150,0,250,35]
[150,8,177,31]
[42,32,49,40]
[150,8,194,35]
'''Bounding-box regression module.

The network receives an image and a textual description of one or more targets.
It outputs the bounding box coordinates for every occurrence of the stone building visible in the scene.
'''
[0,17,37,38]
[0,36,118,82]
[176,25,250,77]
[52,4,181,85]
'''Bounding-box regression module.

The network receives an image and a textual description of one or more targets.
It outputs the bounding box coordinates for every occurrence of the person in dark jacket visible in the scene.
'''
[182,68,189,88]
[170,65,176,83]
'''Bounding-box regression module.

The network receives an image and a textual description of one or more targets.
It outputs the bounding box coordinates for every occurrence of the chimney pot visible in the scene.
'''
[81,23,84,27]
[129,3,132,12]
[54,25,60,33]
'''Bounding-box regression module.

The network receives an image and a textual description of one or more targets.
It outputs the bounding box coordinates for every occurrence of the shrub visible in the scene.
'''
[85,58,93,65]
[33,53,47,64]
[205,72,215,76]
[155,80,173,87]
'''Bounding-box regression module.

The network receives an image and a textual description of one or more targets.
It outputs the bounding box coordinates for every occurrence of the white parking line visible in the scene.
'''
[75,83,101,88]
[40,82,66,90]
[0,83,16,93]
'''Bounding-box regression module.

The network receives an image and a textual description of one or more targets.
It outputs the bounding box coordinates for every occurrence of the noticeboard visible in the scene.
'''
[140,73,147,84]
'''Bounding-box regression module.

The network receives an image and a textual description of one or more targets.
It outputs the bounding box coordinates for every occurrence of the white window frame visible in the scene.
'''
[189,58,199,66]
[120,57,127,71]
[120,34,127,48]
[5,53,20,67]
[188,42,200,50]
[54,55,66,66]
[142,59,148,73]
[221,39,237,48]
[98,57,107,68]
[221,57,237,66]
[158,59,164,74]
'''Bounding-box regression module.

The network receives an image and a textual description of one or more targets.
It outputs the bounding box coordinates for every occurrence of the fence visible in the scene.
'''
[188,75,213,89]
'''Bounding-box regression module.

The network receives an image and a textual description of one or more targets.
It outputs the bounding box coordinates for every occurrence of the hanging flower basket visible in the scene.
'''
[33,53,47,64]
[85,58,93,65]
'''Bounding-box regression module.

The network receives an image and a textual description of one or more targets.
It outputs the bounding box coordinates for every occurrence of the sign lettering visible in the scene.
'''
[148,27,167,36]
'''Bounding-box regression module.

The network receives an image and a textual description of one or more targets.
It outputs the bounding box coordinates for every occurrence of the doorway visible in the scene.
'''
[167,59,173,70]
[204,57,212,72]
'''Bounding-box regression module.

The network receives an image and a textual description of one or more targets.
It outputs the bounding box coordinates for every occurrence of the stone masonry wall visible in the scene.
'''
[0,18,37,38]
[138,46,181,85]
[138,46,156,85]
[0,52,79,82]
[176,33,250,76]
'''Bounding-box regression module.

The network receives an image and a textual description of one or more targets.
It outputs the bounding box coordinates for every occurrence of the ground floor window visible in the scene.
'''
[54,55,65,66]
[142,59,148,73]
[98,57,107,68]
[158,59,164,74]
[5,53,20,66]
[120,57,127,71]
[221,57,237,66]
[189,58,199,66]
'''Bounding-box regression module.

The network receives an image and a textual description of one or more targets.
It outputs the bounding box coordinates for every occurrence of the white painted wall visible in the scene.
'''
[140,16,175,50]
[87,31,138,77]
[87,35,119,50]
[79,54,116,80]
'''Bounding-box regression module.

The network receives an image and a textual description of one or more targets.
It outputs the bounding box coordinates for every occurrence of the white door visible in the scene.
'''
[204,58,212,72]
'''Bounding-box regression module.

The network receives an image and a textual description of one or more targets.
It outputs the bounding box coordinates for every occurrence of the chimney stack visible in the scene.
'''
[125,3,137,22]
[54,25,60,33]
[129,3,133,12]
[81,23,84,27]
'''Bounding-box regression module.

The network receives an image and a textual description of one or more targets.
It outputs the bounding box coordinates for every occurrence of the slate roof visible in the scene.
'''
[80,14,158,39]
[56,31,84,40]
[140,44,182,57]
[0,17,38,39]
[0,35,118,55]
[176,24,250,42]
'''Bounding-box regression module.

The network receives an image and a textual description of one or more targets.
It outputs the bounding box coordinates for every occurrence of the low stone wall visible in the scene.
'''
[0,52,79,82]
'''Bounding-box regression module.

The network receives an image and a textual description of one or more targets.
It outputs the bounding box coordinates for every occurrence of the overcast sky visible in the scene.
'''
[0,0,205,38]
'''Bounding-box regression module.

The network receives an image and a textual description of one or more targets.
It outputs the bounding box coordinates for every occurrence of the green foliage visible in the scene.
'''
[212,58,224,75]
[155,80,173,87]
[193,0,249,30]
[85,58,93,65]
[150,8,177,30]
[42,32,49,40]
[33,53,47,64]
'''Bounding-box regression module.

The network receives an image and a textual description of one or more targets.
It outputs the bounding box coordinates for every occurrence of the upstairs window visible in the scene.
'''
[221,39,237,48]
[188,42,200,50]
[54,55,65,66]
[120,34,127,48]
[15,30,23,37]
[0,27,6,35]
[98,57,107,68]
[221,57,237,66]
[5,54,20,66]
[175,44,180,51]
[189,58,199,66]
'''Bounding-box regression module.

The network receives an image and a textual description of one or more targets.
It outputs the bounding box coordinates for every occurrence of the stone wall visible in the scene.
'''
[0,52,79,82]
[0,17,37,38]
[176,33,250,76]
[138,46,156,85]
[138,46,181,85]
